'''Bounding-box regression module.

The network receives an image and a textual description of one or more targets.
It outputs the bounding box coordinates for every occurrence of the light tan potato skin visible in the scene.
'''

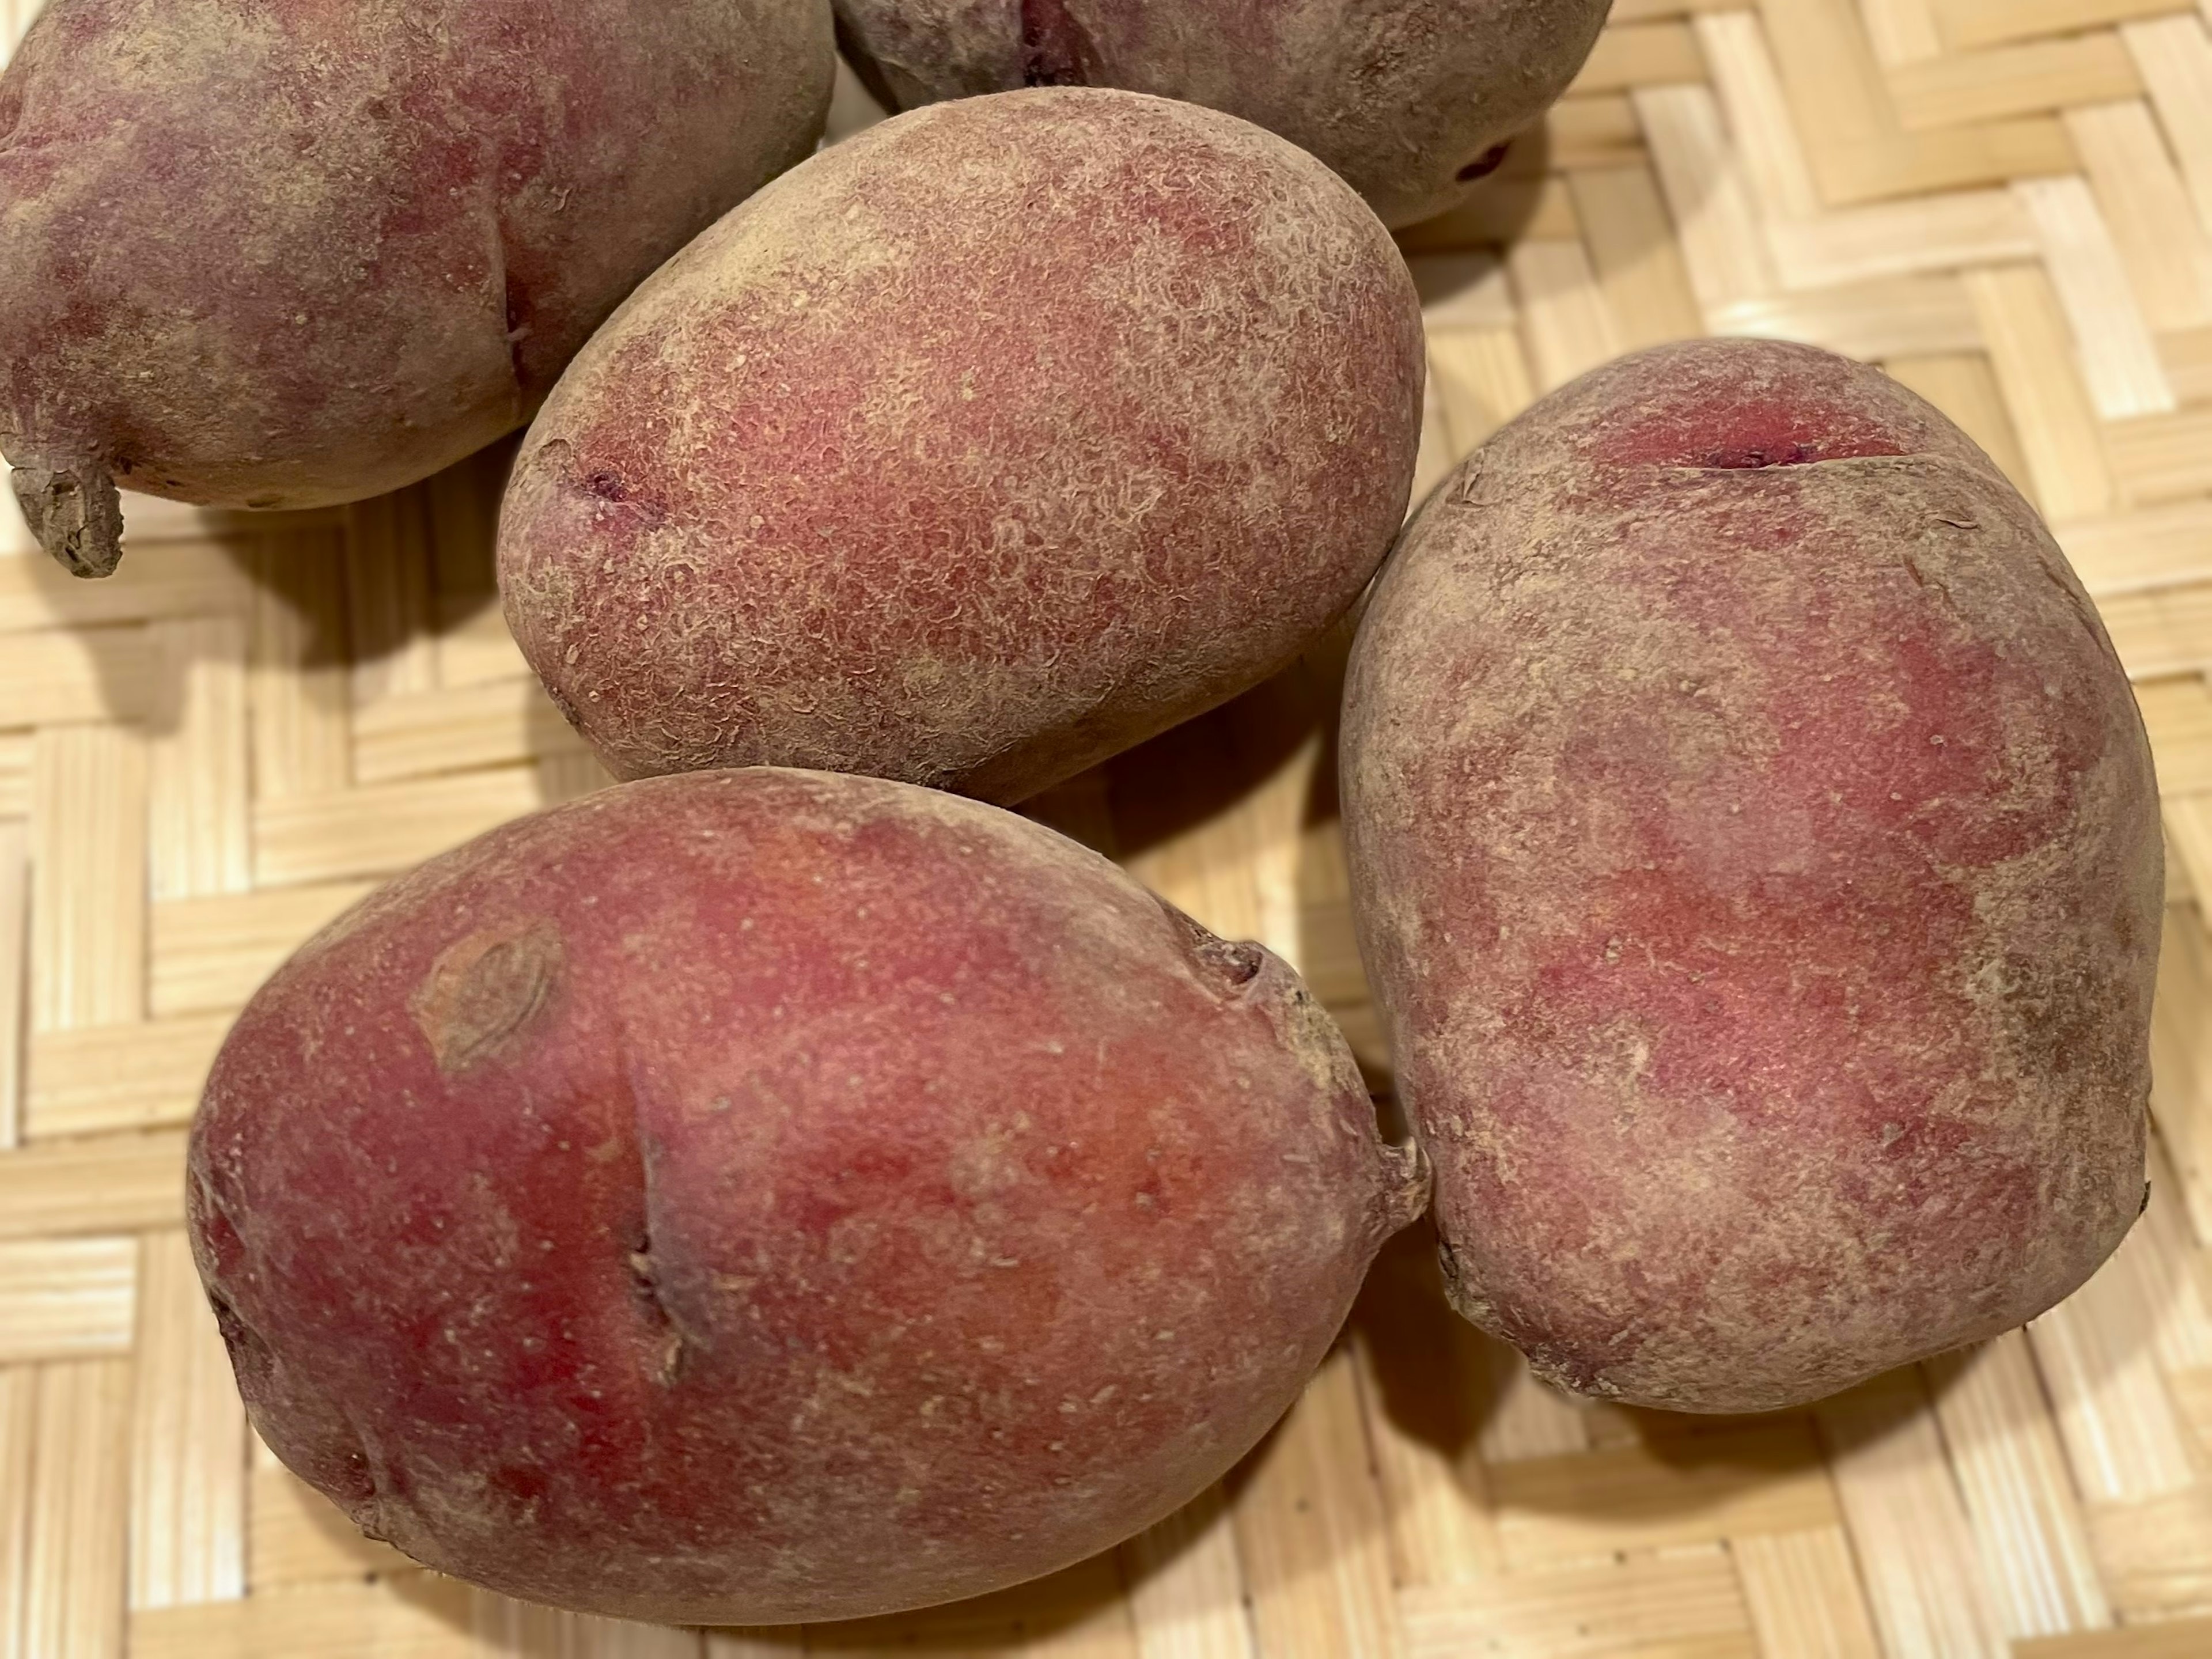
[832,0,1612,228]
[1343,340,2162,1414]
[499,89,1425,804]
[190,768,1427,1621]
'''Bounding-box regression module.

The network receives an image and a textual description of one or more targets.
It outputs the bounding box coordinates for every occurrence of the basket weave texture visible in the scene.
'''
[7,2,2212,1655]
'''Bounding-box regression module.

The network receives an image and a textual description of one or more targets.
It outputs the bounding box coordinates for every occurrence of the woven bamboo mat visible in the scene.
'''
[7,1,2212,1654]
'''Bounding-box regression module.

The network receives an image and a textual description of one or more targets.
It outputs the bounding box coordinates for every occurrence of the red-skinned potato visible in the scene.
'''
[0,0,833,576]
[497,87,1426,805]
[1343,339,2162,1414]
[188,767,1426,1622]
[830,0,1612,228]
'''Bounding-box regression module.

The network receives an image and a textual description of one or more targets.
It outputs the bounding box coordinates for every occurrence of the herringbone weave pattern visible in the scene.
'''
[7,2,2212,1654]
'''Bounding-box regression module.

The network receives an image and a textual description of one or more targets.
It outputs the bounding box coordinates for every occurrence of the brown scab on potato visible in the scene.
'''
[410,921,565,1074]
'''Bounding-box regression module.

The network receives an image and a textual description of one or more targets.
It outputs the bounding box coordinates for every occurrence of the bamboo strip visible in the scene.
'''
[2106,406,2212,507]
[1731,1526,1885,1658]
[149,880,376,1018]
[2153,904,2212,1243]
[0,628,151,728]
[29,724,149,1033]
[130,1572,476,1659]
[1634,83,1781,313]
[2065,101,2212,334]
[1760,0,2074,206]
[23,1357,132,1659]
[344,491,440,714]
[1425,329,1539,459]
[806,1554,1134,1657]
[0,820,24,1151]
[1349,1243,1505,1588]
[1394,1547,1755,1659]
[0,542,249,638]
[1938,0,2188,51]
[1569,165,1707,349]
[2055,501,2212,597]
[350,675,591,787]
[247,1465,412,1591]
[1888,35,2141,131]
[1508,240,1628,394]
[1859,0,1944,65]
[1924,1333,2113,1638]
[1486,1426,1839,1568]
[468,1593,705,1659]
[1119,1487,1258,1659]
[247,533,353,800]
[2094,583,2212,680]
[1408,254,1515,332]
[129,1230,245,1610]
[1965,263,2119,519]
[148,616,253,903]
[2015,1618,2212,1658]
[0,1366,32,1659]
[2137,676,2212,796]
[23,1014,229,1141]
[434,594,535,690]
[1546,95,1646,172]
[0,1131,189,1242]
[253,766,549,889]
[2028,1266,2199,1506]
[1568,21,1707,96]
[1709,274,1982,361]
[1228,1352,1403,1659]
[2014,176,2177,420]
[0,736,24,819]
[1815,1373,2008,1658]
[2121,17,2212,238]
[1694,11,1825,221]
[0,1237,135,1364]
[1884,353,2035,492]
[2081,1487,2212,1619]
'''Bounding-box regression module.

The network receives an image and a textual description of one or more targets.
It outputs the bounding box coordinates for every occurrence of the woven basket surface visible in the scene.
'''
[7,2,2212,1655]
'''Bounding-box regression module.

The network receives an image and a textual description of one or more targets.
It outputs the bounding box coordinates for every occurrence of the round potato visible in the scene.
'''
[497,88,1425,804]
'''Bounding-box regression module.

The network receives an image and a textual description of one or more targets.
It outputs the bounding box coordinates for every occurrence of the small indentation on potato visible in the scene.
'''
[1457,144,1510,183]
[1700,442,1815,469]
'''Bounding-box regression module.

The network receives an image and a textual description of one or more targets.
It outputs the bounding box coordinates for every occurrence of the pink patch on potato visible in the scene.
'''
[189,768,1425,1621]
[1342,339,2162,1414]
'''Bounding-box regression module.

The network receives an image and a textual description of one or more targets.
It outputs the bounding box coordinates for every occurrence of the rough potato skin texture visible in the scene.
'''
[498,88,1425,806]
[832,0,1611,228]
[188,768,1426,1622]
[0,0,832,569]
[1342,340,2163,1415]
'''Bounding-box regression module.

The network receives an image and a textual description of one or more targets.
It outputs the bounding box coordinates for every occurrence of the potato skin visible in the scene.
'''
[497,88,1425,805]
[188,768,1425,1622]
[1343,340,2162,1414]
[832,0,1612,228]
[0,0,832,567]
